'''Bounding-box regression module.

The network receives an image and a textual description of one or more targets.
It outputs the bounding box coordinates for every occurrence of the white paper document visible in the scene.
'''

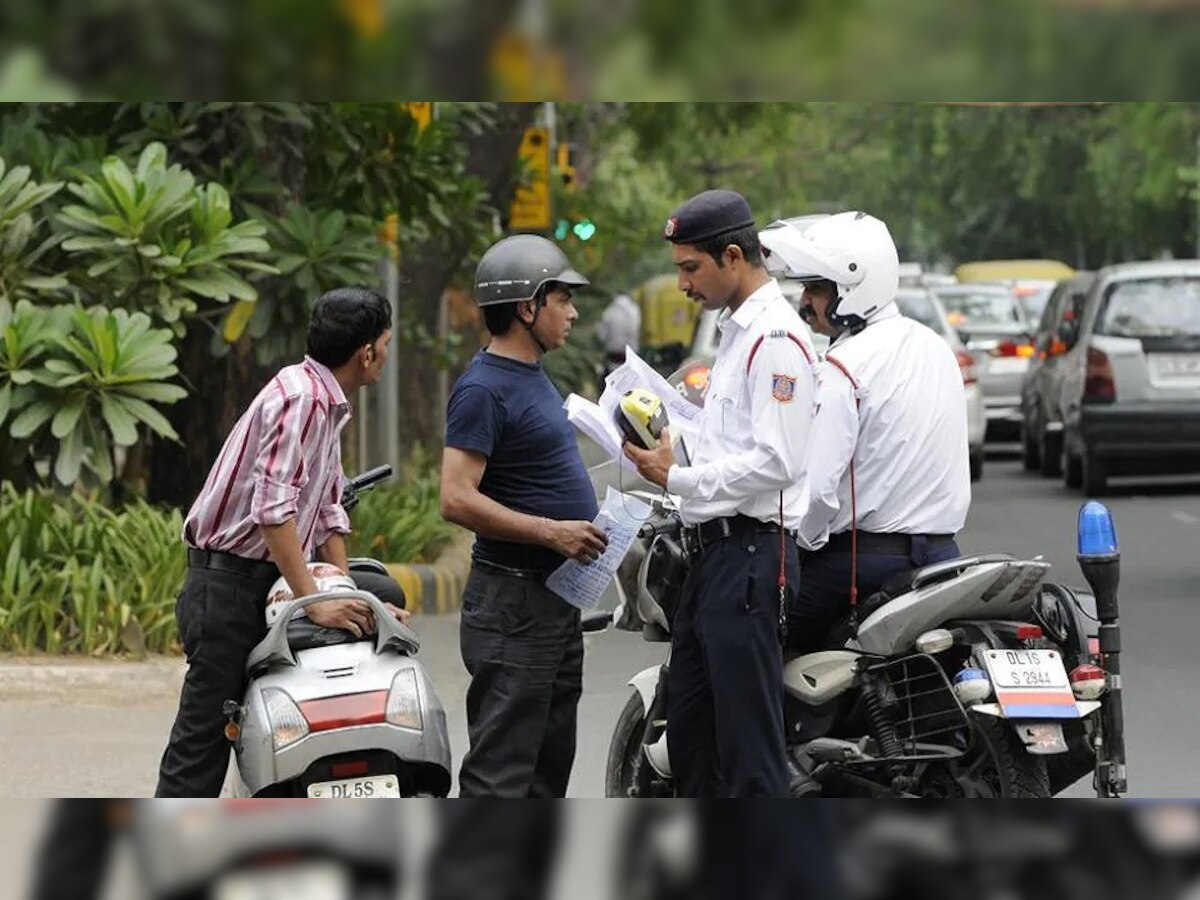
[546,487,654,611]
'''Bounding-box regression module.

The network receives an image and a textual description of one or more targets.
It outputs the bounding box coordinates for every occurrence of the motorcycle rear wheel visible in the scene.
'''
[919,718,1051,798]
[607,693,651,798]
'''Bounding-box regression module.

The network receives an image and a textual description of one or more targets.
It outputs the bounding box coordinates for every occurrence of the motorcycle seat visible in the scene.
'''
[286,618,373,652]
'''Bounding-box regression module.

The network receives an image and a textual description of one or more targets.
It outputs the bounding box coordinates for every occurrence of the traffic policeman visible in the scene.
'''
[625,189,816,798]
[759,212,971,655]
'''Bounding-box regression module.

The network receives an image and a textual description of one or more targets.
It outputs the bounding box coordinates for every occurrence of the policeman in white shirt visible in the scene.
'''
[759,211,970,657]
[625,189,816,798]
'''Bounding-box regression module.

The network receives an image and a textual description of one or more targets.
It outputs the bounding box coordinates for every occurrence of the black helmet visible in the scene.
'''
[473,234,589,307]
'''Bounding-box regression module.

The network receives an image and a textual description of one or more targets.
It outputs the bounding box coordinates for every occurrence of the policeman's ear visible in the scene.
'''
[724,243,744,268]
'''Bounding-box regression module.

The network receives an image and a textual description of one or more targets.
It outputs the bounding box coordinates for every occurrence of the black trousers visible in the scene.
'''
[666,528,798,798]
[29,801,121,900]
[457,564,583,798]
[155,563,408,798]
[786,538,962,655]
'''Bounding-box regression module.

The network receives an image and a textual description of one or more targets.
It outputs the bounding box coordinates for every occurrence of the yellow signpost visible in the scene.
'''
[510,126,552,231]
[399,102,433,131]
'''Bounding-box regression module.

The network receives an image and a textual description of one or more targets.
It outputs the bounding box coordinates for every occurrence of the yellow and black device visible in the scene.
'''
[617,388,669,451]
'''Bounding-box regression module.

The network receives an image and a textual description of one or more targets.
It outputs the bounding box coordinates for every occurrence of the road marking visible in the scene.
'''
[1171,511,1199,525]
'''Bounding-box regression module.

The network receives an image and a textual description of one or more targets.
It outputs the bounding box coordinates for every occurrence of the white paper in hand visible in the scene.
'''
[546,487,654,610]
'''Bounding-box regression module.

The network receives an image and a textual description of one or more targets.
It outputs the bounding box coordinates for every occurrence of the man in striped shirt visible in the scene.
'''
[156,287,406,797]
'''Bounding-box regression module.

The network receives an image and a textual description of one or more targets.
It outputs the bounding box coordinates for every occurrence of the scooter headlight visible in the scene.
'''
[386,668,424,732]
[263,688,309,751]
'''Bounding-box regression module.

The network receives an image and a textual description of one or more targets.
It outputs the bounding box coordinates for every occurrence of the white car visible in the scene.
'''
[677,285,987,480]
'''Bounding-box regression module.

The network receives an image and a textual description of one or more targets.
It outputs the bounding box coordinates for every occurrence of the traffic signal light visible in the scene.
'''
[554,218,570,241]
[572,219,596,241]
[557,142,577,193]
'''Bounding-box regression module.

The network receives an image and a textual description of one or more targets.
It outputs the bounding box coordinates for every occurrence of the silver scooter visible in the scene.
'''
[224,466,452,798]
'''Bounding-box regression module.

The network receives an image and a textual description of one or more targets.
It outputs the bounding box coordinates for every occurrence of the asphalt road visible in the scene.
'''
[2,448,1199,798]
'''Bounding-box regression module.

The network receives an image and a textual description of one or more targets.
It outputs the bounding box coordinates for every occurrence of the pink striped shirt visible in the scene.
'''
[183,356,353,561]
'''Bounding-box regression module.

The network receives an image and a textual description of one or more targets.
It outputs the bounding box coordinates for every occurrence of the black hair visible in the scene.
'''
[694,225,764,269]
[483,302,520,336]
[306,287,392,367]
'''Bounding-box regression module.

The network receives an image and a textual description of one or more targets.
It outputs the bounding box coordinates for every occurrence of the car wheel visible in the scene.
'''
[1063,445,1082,489]
[1039,430,1063,478]
[1021,423,1040,472]
[1082,449,1108,496]
[969,446,984,482]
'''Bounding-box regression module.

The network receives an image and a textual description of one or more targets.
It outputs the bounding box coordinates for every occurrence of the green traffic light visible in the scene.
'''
[554,219,569,241]
[572,219,596,241]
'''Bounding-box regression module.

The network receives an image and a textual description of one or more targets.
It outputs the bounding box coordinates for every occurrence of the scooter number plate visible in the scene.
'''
[307,774,400,799]
[215,862,349,900]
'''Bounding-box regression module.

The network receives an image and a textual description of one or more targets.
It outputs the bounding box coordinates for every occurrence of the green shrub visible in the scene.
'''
[347,469,456,565]
[0,482,186,654]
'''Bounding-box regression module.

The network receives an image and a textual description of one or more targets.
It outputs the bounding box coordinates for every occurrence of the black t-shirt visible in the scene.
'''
[445,350,599,573]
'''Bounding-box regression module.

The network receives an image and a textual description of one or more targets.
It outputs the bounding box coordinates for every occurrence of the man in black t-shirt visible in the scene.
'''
[440,234,608,797]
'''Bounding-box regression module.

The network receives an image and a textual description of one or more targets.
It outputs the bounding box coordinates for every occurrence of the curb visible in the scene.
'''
[385,562,466,616]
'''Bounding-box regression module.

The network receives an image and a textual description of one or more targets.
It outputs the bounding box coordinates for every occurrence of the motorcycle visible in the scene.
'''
[596,487,1128,799]
[223,466,452,798]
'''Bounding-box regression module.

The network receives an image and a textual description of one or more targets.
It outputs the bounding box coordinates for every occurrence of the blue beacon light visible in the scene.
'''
[1077,500,1119,560]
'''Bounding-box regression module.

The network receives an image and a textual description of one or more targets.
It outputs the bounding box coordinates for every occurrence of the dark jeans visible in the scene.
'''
[786,538,962,654]
[155,563,408,798]
[457,564,583,798]
[666,528,798,798]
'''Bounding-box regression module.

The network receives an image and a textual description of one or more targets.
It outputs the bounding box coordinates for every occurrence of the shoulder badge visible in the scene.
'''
[771,373,796,403]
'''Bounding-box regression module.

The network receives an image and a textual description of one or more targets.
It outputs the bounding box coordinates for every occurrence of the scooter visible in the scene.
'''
[224,466,452,798]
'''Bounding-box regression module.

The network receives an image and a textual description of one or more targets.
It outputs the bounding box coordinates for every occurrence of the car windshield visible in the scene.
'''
[1099,278,1200,338]
[937,290,1025,328]
[895,292,948,336]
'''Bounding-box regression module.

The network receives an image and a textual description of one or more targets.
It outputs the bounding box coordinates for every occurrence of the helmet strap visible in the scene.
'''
[520,289,551,355]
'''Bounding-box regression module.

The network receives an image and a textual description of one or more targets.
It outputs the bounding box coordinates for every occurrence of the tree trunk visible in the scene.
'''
[395,102,539,459]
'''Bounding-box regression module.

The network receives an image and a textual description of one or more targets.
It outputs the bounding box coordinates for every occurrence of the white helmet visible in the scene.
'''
[760,211,900,332]
[265,562,357,627]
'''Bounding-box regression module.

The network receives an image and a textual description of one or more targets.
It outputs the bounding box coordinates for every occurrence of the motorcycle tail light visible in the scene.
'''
[1070,663,1108,701]
[298,690,389,733]
[1016,624,1044,640]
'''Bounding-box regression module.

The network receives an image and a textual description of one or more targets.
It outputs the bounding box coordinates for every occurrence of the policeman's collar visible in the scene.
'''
[721,278,784,332]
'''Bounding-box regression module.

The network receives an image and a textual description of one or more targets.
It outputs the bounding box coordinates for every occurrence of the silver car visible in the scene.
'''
[934,283,1036,440]
[1058,260,1200,494]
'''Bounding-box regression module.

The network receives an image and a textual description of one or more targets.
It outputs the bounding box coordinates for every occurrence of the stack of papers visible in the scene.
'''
[563,346,706,472]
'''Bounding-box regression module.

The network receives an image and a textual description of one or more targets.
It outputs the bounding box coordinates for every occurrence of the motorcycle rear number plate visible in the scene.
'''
[984,649,1080,719]
[216,862,349,900]
[307,774,400,799]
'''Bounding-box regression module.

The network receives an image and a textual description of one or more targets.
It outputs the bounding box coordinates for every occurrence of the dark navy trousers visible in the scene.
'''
[666,528,799,798]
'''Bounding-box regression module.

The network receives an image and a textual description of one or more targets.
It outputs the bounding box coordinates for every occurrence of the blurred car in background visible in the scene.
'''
[933,283,1035,441]
[675,285,986,481]
[1055,260,1200,494]
[1020,271,1097,477]
[954,259,1076,322]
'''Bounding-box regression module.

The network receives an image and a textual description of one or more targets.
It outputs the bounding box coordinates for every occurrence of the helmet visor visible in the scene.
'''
[759,221,862,286]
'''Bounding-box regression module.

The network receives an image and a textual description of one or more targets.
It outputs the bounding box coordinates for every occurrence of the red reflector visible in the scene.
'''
[330,760,371,779]
[1071,664,1106,682]
[299,691,389,733]
[1088,637,1101,657]
[1016,624,1043,640]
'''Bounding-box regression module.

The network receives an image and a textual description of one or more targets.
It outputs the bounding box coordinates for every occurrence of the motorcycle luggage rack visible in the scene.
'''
[870,652,971,759]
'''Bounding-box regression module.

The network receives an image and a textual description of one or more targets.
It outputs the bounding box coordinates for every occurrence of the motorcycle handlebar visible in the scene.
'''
[638,518,682,540]
[351,465,393,492]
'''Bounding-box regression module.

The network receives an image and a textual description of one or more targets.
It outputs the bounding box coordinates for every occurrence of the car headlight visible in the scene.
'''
[263,688,309,751]
[386,668,423,732]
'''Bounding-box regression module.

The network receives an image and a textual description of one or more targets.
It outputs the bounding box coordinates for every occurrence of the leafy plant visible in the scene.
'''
[55,142,277,331]
[6,305,186,485]
[0,159,68,307]
[0,482,186,655]
[347,469,457,565]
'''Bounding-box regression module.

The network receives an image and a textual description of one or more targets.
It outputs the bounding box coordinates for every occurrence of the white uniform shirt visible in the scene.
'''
[798,303,971,548]
[667,279,816,530]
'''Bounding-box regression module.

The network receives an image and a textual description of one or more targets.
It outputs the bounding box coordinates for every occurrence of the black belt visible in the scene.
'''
[187,547,280,581]
[475,559,551,583]
[825,531,956,556]
[682,515,792,556]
